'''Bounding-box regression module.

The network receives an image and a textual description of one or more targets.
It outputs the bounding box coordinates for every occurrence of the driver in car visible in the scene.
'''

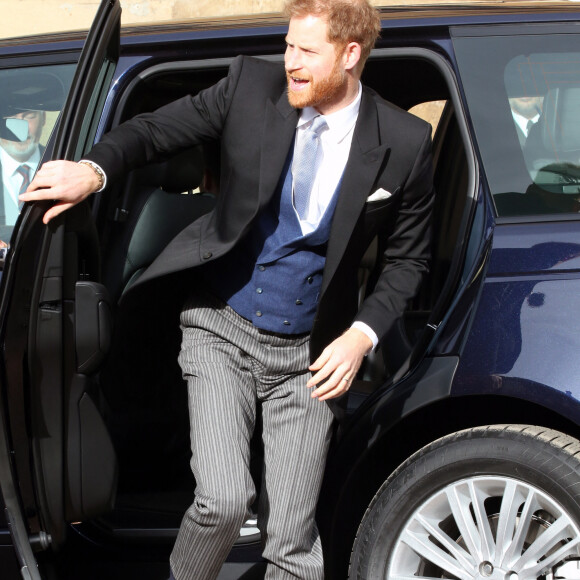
[0,71,64,247]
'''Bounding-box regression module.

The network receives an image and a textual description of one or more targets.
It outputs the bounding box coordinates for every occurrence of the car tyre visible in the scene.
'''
[349,424,580,580]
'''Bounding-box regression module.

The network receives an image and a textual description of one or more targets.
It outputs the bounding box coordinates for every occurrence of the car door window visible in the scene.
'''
[0,64,75,242]
[453,25,580,218]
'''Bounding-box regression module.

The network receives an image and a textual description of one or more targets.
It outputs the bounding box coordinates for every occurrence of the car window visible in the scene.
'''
[0,63,75,243]
[453,27,580,218]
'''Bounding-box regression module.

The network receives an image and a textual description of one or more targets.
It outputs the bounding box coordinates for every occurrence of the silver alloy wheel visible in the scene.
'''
[389,475,580,580]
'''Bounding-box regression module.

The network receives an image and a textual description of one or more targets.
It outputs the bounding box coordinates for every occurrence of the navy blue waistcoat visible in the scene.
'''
[205,151,340,335]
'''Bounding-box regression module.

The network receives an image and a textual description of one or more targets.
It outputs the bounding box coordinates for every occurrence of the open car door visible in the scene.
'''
[0,1,121,577]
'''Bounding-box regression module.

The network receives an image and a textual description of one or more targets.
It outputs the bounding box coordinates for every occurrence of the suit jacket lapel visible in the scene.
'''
[321,89,391,295]
[258,91,298,209]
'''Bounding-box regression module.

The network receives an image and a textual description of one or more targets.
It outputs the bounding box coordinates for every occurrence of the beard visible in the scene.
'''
[0,137,39,161]
[287,58,347,110]
[510,97,542,119]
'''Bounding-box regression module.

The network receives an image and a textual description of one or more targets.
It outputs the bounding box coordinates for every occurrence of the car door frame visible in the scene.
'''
[0,0,121,575]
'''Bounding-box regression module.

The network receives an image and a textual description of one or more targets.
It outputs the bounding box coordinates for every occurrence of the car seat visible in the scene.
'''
[103,146,216,302]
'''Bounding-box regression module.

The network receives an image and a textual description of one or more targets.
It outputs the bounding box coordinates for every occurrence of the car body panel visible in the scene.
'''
[1,3,580,579]
[453,219,580,424]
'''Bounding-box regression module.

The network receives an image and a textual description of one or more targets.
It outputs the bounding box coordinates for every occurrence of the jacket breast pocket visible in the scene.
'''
[362,187,401,233]
[365,185,400,211]
[365,196,396,214]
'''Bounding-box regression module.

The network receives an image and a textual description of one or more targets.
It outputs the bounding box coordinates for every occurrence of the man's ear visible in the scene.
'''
[342,42,362,72]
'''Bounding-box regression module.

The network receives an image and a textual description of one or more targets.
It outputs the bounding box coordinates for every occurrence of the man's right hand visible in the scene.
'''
[19,160,101,224]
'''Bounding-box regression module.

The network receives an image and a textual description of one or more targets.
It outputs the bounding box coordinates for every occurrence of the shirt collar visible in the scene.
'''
[511,110,540,134]
[297,81,362,143]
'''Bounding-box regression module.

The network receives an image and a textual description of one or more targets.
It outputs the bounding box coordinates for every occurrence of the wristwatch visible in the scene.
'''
[78,160,106,192]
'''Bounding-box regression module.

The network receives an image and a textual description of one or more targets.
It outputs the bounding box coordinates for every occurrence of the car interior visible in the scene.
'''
[455,45,580,218]
[60,52,473,548]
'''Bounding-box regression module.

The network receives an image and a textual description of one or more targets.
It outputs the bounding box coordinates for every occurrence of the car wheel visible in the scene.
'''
[349,425,580,580]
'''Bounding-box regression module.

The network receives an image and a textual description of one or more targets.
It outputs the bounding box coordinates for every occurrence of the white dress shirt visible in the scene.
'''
[292,84,378,350]
[293,83,362,235]
[0,146,41,226]
[512,109,540,138]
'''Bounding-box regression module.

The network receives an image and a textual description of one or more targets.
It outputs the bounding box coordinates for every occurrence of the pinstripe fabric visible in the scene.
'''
[170,292,334,580]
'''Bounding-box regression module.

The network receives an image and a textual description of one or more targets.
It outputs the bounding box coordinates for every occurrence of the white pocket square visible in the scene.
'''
[366,188,392,202]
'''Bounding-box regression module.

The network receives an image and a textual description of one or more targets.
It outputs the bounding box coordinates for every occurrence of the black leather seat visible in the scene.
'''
[104,147,216,301]
[100,147,218,495]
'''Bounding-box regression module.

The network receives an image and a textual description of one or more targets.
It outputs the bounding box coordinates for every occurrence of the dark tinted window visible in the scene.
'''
[454,27,580,218]
[0,63,75,242]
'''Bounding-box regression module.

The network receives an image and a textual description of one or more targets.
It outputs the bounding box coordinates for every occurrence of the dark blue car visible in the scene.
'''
[2,1,580,578]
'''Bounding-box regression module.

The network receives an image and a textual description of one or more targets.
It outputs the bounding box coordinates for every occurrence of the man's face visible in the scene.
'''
[0,110,45,162]
[285,15,348,114]
[509,96,543,120]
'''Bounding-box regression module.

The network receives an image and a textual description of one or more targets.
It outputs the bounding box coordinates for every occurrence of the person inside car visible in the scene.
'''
[0,112,45,247]
[21,0,435,578]
[509,95,543,147]
[0,71,64,247]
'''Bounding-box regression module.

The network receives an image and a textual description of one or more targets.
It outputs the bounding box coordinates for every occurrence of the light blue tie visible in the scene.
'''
[293,116,327,219]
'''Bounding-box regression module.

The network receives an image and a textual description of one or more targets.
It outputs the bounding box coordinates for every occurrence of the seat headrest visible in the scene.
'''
[542,87,580,156]
[136,146,205,193]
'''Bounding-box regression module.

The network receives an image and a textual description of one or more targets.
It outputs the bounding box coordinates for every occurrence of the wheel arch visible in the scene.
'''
[320,391,580,579]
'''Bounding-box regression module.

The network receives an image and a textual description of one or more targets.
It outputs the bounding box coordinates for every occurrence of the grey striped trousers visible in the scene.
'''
[170,292,334,580]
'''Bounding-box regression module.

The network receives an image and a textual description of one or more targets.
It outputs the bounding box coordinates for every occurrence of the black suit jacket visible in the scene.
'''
[86,56,434,361]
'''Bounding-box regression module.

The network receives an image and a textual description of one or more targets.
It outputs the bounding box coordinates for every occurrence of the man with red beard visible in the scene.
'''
[22,0,435,578]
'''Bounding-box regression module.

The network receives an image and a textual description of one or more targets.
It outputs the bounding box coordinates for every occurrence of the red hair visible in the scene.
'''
[284,0,381,66]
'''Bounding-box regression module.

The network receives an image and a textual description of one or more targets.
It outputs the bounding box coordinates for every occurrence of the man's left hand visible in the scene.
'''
[307,327,373,401]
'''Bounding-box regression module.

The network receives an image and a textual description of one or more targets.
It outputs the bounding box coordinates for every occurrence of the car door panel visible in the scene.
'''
[0,0,121,568]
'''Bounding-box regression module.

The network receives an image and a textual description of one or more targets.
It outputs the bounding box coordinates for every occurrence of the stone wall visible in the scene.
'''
[0,0,454,39]
[0,0,472,131]
[0,1,559,40]
[1,0,284,39]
